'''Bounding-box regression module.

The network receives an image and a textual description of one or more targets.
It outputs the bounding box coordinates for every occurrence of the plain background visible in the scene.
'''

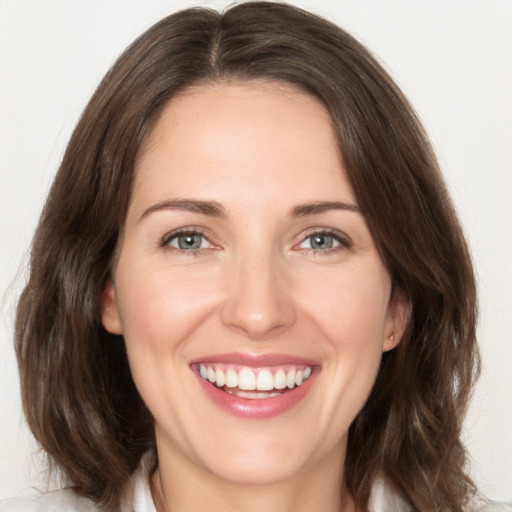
[1,0,511,503]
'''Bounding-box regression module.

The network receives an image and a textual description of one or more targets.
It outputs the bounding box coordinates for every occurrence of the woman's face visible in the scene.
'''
[102,81,405,487]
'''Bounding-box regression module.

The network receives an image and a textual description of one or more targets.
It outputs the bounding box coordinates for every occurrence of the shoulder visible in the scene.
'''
[369,478,512,512]
[0,468,156,512]
[368,478,411,511]
[474,503,512,512]
[0,488,97,512]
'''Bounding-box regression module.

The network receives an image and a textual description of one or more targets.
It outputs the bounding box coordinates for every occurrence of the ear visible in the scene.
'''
[100,280,123,335]
[383,289,409,352]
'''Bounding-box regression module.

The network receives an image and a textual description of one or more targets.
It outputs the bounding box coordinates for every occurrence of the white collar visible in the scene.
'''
[129,470,410,512]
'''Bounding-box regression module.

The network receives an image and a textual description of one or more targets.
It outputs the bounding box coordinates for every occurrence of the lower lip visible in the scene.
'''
[194,371,317,419]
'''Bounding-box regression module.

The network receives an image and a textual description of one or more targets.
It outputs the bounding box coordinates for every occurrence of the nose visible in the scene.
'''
[220,251,296,340]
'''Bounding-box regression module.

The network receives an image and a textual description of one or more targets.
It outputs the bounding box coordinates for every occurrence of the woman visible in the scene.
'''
[1,2,509,511]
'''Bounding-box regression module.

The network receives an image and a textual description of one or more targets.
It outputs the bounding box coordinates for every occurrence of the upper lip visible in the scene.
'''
[189,352,320,368]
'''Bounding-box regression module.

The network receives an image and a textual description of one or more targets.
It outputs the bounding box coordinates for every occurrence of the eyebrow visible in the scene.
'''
[139,198,361,221]
[289,201,361,216]
[139,199,227,221]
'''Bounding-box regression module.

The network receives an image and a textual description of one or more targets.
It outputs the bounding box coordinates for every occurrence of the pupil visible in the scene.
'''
[312,234,333,249]
[179,234,201,249]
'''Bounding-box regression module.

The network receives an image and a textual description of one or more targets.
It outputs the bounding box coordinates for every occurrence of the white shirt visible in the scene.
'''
[1,474,510,511]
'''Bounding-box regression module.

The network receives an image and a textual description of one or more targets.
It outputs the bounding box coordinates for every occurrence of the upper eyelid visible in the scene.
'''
[294,228,352,250]
[298,227,350,241]
[161,227,214,246]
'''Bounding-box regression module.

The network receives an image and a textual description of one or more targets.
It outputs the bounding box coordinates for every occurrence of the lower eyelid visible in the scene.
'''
[297,230,351,250]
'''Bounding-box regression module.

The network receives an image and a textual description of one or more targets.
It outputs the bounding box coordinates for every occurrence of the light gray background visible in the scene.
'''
[1,0,511,502]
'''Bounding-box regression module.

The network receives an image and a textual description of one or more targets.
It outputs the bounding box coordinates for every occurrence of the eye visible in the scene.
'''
[300,233,339,250]
[165,232,211,251]
[296,229,350,253]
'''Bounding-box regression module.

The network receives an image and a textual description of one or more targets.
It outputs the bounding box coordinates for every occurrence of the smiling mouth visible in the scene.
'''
[195,363,313,399]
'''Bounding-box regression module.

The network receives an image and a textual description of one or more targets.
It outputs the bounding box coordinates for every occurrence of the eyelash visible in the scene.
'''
[297,228,351,255]
[160,228,213,256]
[159,227,351,255]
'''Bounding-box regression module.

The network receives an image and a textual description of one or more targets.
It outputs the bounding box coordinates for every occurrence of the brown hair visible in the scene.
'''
[15,3,480,510]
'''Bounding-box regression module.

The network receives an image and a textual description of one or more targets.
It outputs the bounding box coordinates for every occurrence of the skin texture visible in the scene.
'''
[101,81,407,512]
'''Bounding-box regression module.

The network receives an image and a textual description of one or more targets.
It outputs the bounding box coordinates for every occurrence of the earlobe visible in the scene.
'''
[100,281,123,335]
[383,290,409,352]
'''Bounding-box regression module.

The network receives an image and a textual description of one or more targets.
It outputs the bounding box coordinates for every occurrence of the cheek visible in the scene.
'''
[112,261,224,400]
[112,262,224,425]
[299,261,391,347]
[298,263,390,415]
[115,262,219,344]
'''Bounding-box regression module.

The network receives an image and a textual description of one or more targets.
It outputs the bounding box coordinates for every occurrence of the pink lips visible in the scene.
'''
[190,352,318,367]
[190,352,319,419]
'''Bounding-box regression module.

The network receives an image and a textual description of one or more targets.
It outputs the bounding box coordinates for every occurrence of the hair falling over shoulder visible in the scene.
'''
[15,3,480,511]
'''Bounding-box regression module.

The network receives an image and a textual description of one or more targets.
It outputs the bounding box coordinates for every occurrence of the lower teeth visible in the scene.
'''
[223,387,285,399]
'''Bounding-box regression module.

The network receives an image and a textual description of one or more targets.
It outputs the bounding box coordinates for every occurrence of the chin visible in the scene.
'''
[200,450,310,486]
[189,424,343,487]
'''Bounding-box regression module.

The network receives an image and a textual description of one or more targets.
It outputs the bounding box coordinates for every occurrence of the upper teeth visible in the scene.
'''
[198,364,312,391]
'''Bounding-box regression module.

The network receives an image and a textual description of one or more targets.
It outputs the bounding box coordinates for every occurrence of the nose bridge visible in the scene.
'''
[221,243,295,339]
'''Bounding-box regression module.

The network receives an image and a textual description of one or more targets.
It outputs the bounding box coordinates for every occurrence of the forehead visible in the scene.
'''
[131,80,354,213]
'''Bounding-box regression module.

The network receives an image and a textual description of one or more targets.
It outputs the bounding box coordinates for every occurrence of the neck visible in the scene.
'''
[152,441,355,512]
